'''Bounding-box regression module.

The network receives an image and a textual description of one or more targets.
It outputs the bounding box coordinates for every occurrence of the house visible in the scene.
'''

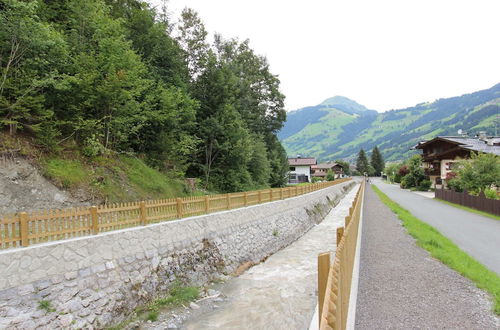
[288,157,316,183]
[414,133,500,188]
[311,162,344,180]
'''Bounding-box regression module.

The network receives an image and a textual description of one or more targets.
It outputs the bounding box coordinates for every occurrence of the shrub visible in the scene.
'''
[418,180,432,191]
[484,188,499,200]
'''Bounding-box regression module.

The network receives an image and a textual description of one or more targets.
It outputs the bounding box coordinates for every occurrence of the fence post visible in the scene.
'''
[204,196,209,213]
[176,198,183,218]
[244,192,248,206]
[91,206,99,235]
[295,186,298,196]
[280,188,284,200]
[270,189,273,200]
[318,252,331,324]
[19,212,29,247]
[337,226,344,246]
[226,193,231,209]
[258,190,262,203]
[140,201,147,226]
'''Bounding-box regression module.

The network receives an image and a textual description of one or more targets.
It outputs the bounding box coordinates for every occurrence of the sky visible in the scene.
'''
[150,0,500,112]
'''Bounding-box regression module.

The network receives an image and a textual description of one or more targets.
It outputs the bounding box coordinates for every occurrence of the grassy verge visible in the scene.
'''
[434,198,500,221]
[372,184,500,314]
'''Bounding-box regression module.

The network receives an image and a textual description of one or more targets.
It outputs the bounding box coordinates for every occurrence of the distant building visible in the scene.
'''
[311,162,344,180]
[414,133,500,188]
[288,157,317,184]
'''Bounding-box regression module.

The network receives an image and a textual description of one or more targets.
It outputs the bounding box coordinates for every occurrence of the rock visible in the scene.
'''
[207,289,220,296]
[166,322,178,328]
[189,302,200,310]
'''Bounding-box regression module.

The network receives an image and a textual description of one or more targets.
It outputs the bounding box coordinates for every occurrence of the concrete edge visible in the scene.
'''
[346,183,365,329]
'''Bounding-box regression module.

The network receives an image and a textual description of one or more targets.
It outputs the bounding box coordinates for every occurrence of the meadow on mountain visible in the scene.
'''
[279,84,500,162]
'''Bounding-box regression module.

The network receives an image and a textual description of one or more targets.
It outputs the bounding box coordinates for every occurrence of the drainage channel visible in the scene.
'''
[139,183,359,330]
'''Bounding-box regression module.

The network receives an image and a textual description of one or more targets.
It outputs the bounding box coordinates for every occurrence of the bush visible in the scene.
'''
[400,177,409,189]
[484,188,499,200]
[418,180,432,191]
[82,134,106,158]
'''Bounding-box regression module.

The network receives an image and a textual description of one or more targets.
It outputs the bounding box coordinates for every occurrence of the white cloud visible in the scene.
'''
[150,0,500,111]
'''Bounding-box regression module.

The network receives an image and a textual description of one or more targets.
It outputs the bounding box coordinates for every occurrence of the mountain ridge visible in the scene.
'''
[279,84,500,162]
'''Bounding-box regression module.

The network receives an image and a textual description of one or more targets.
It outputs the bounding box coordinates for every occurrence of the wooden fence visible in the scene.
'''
[317,181,364,330]
[0,178,351,250]
[435,188,500,216]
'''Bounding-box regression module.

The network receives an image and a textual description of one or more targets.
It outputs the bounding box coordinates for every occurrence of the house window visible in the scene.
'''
[289,166,296,171]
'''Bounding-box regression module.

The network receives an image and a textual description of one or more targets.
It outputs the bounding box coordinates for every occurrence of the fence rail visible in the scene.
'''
[318,181,364,330]
[0,178,351,250]
[435,188,500,216]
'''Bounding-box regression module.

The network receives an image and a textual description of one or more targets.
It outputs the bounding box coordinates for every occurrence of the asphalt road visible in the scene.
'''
[373,178,500,275]
[355,186,499,329]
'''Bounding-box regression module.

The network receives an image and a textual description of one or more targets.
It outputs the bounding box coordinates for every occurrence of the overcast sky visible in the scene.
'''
[151,0,500,112]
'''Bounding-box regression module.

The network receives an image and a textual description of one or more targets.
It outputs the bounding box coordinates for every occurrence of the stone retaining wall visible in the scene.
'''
[0,181,355,329]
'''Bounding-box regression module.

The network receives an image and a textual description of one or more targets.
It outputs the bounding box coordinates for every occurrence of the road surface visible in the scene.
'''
[373,178,500,275]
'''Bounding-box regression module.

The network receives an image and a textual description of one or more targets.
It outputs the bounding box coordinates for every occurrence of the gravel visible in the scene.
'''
[355,185,499,329]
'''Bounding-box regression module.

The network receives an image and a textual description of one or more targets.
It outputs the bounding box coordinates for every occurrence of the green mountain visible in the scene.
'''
[279,84,500,162]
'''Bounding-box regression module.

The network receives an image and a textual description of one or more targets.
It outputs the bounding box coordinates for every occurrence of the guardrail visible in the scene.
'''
[317,181,364,329]
[0,178,351,249]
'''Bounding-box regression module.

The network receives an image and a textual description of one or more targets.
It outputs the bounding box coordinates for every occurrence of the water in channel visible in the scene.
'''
[183,183,359,330]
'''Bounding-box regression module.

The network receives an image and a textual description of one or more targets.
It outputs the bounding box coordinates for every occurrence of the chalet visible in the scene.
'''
[311,162,344,180]
[288,157,316,184]
[414,133,500,188]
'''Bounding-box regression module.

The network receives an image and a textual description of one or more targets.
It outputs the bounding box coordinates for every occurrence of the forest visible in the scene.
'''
[0,0,289,193]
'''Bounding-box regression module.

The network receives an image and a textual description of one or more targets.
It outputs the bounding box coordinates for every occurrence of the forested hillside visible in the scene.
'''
[0,0,288,195]
[280,84,500,162]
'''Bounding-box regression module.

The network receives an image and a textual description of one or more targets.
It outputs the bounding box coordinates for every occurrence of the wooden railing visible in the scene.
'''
[435,188,500,216]
[317,181,364,329]
[0,178,351,249]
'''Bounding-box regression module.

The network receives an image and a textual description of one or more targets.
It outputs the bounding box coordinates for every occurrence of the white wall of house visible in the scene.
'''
[290,165,312,182]
[440,159,456,179]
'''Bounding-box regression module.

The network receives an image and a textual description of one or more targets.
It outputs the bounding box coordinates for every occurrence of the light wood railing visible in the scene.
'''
[0,178,351,249]
[318,181,364,329]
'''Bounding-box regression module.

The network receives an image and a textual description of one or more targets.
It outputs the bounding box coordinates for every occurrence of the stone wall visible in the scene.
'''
[0,181,355,329]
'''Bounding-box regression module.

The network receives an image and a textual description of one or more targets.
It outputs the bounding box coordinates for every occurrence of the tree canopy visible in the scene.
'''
[356,149,369,175]
[0,0,288,192]
[370,146,384,176]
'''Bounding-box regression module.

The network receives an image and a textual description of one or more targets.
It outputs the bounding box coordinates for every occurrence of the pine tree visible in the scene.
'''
[356,149,369,175]
[370,146,385,176]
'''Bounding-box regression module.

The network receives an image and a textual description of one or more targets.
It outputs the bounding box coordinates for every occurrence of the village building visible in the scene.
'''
[288,157,316,184]
[311,162,344,180]
[414,133,500,188]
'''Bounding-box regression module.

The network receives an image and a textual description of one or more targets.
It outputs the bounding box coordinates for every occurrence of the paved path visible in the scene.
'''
[373,178,500,275]
[355,185,499,329]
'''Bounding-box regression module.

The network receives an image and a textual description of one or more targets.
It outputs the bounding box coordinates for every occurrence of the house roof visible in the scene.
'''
[312,163,344,170]
[288,157,316,166]
[415,136,500,156]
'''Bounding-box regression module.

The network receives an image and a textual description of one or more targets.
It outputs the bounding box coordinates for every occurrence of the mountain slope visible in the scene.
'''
[279,84,500,161]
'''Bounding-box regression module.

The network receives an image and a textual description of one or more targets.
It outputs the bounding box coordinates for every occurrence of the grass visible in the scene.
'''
[434,198,500,221]
[106,283,199,329]
[43,158,88,188]
[38,300,56,313]
[40,153,188,203]
[372,185,500,314]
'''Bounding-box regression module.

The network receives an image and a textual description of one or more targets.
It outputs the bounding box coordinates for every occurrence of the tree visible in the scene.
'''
[334,159,350,176]
[326,170,335,181]
[449,152,500,193]
[370,146,385,176]
[400,155,425,188]
[356,149,369,175]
